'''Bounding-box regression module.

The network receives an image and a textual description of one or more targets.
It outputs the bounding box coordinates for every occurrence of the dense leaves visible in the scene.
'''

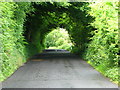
[24,2,93,53]
[0,2,32,81]
[83,2,119,83]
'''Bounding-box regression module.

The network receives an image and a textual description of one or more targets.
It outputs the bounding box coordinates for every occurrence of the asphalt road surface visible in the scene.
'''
[3,49,118,88]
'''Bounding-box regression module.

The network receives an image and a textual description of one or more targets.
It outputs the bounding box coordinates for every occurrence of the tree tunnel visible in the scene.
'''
[24,2,94,55]
[1,2,118,83]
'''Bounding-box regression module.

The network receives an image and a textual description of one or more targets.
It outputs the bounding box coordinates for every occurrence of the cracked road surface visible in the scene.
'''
[3,49,117,88]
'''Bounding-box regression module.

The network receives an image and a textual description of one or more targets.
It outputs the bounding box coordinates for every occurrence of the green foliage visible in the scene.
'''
[25,2,93,54]
[0,2,32,81]
[45,28,72,51]
[83,2,119,83]
[105,68,118,82]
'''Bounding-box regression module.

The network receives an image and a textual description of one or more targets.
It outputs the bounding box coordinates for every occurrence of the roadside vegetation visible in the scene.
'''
[0,1,119,84]
[84,2,119,84]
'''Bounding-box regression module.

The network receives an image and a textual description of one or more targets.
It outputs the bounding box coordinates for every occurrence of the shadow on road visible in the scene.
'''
[30,49,79,60]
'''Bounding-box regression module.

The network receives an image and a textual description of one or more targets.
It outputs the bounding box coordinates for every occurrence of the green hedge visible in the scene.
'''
[0,2,32,81]
[83,2,119,83]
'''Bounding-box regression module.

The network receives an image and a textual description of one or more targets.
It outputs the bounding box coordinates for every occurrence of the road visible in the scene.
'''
[3,49,117,88]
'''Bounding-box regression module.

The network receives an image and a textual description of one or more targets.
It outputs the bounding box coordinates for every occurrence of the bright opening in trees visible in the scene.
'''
[45,28,73,51]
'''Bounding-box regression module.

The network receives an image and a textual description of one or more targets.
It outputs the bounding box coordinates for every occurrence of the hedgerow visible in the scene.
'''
[0,2,32,81]
[83,2,119,83]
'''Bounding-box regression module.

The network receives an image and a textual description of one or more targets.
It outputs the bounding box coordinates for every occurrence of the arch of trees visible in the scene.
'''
[0,2,119,84]
[24,2,94,54]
